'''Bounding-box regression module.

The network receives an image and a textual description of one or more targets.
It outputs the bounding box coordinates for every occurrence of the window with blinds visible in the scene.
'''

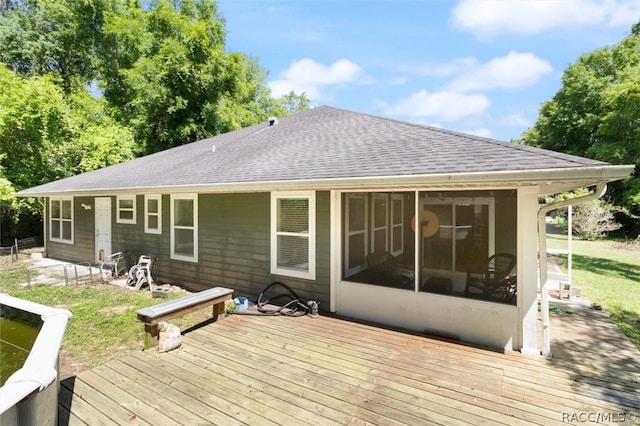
[271,192,316,280]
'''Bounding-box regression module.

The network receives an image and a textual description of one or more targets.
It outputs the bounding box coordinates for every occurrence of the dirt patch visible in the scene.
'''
[611,241,640,252]
[99,304,136,316]
[58,349,91,380]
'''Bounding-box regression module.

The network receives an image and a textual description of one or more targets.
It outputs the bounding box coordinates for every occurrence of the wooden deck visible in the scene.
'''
[58,309,640,425]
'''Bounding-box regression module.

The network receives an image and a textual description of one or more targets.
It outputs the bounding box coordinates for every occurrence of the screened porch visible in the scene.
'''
[341,190,518,305]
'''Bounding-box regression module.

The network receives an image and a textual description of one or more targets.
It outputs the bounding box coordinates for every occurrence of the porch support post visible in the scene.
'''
[518,186,540,356]
[330,190,340,313]
[537,183,607,358]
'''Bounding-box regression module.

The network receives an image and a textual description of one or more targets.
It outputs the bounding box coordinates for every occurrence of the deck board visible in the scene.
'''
[59,310,640,425]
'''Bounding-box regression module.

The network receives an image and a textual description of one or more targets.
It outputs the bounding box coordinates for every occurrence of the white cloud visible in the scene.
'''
[451,0,640,36]
[410,57,477,78]
[448,51,553,91]
[404,52,552,92]
[461,127,493,138]
[385,90,490,122]
[268,58,363,99]
[500,112,531,128]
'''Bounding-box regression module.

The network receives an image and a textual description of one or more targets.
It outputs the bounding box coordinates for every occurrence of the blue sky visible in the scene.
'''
[216,0,639,141]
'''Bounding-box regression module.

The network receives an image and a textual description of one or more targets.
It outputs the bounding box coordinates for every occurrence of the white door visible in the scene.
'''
[95,197,112,261]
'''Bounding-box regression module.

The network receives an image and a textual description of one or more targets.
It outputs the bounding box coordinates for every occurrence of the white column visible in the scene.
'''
[518,185,540,355]
[329,190,340,313]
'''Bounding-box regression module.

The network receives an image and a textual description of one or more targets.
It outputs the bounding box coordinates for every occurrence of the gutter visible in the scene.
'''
[537,182,607,358]
[14,165,634,198]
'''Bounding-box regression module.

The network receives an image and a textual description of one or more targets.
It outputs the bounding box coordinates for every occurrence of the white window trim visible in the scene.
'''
[49,197,74,244]
[116,195,137,224]
[344,193,368,277]
[271,191,316,280]
[144,194,162,234]
[170,194,198,263]
[390,194,404,257]
[371,193,389,253]
[420,196,495,273]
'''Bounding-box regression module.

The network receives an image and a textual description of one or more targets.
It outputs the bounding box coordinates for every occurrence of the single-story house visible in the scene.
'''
[17,106,633,354]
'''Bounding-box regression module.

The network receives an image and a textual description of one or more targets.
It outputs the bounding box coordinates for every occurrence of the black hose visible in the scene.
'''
[256,281,312,317]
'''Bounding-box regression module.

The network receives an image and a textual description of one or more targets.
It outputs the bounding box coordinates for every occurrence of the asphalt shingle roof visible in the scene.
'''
[19,106,609,195]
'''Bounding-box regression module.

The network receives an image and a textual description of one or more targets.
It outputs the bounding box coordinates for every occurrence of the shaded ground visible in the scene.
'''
[547,300,640,369]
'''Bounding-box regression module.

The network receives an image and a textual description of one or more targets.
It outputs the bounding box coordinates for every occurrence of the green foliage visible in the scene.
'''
[97,0,307,154]
[0,0,309,239]
[0,259,211,371]
[0,64,136,237]
[0,64,136,189]
[0,64,70,189]
[522,22,640,236]
[0,0,103,94]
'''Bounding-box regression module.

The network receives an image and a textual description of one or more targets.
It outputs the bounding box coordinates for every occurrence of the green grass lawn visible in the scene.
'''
[547,233,640,349]
[0,255,208,377]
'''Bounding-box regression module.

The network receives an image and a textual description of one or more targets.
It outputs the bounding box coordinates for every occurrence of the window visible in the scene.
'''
[371,194,389,253]
[344,193,368,277]
[117,195,136,224]
[420,196,494,274]
[145,194,162,234]
[390,194,404,257]
[271,191,316,280]
[171,194,198,262]
[50,198,73,243]
[342,192,414,289]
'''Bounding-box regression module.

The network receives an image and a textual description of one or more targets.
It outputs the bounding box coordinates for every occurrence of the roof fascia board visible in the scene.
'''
[16,165,634,198]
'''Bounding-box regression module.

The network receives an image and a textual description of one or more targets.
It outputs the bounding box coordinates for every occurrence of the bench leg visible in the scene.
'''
[212,302,225,322]
[144,324,159,350]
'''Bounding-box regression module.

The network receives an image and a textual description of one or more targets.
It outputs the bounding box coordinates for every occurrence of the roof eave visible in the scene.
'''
[15,165,634,198]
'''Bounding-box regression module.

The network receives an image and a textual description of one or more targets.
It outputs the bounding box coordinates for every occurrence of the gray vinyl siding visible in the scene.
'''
[110,195,166,273]
[44,192,331,307]
[189,191,331,307]
[46,196,95,263]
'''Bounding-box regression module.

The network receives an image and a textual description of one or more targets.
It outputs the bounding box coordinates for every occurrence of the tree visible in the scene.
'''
[522,21,640,236]
[0,0,309,241]
[0,64,71,189]
[1,0,309,156]
[0,64,137,241]
[0,64,136,189]
[0,0,104,94]
[97,0,306,154]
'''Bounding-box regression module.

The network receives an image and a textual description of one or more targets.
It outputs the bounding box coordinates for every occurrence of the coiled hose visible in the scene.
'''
[256,281,317,317]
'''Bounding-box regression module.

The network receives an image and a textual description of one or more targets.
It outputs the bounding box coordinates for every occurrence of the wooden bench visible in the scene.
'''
[136,287,233,349]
